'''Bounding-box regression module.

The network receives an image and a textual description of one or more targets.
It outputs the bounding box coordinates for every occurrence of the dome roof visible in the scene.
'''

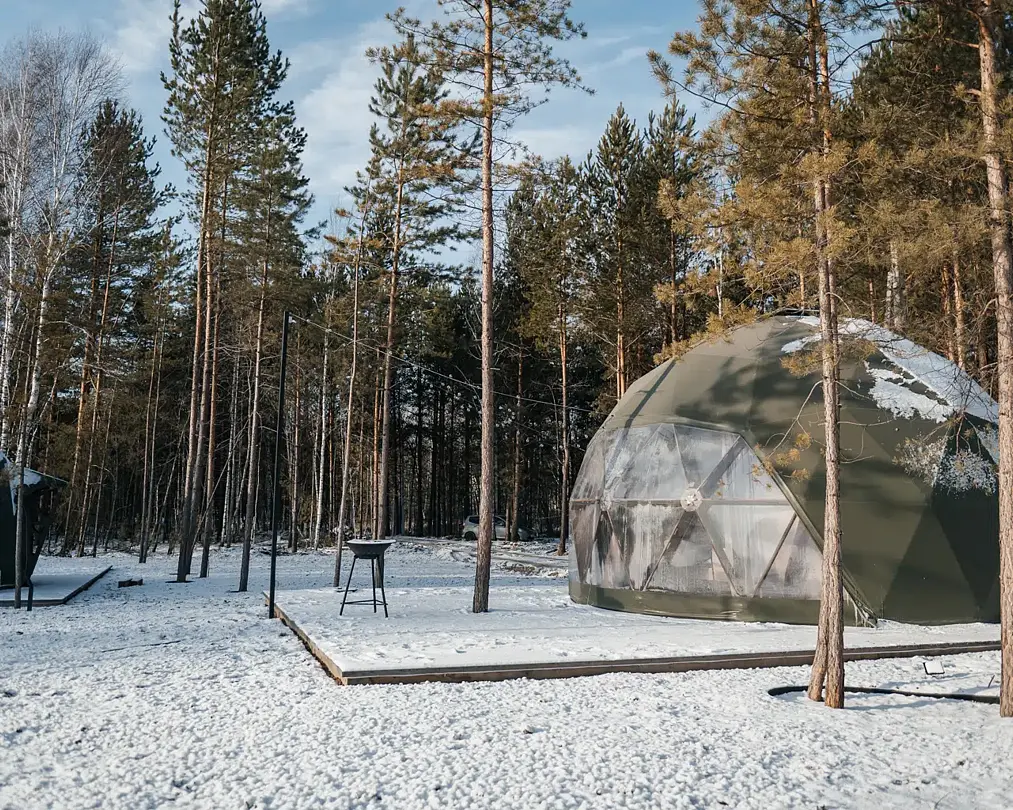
[569,316,1000,625]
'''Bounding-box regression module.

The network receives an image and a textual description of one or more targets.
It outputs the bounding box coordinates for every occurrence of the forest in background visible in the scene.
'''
[1,0,1012,625]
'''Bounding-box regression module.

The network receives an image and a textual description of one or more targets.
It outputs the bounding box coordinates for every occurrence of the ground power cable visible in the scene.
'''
[768,684,998,705]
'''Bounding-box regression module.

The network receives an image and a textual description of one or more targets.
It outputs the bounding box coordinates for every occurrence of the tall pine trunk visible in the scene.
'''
[200,282,221,577]
[377,176,405,541]
[975,0,1013,717]
[371,357,381,537]
[473,0,496,613]
[334,180,371,583]
[312,337,329,549]
[65,199,104,549]
[806,0,844,709]
[140,289,165,563]
[557,306,570,556]
[509,352,522,543]
[239,247,269,592]
[953,247,967,371]
[289,338,301,551]
[177,153,214,582]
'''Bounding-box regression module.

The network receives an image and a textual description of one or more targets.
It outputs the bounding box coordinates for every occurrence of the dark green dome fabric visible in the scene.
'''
[569,316,1000,625]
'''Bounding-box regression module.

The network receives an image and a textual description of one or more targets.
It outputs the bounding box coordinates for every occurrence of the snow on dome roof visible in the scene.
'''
[783,316,999,425]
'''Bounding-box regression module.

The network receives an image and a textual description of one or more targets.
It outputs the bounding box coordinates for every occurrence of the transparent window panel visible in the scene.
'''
[648,512,734,595]
[756,519,823,600]
[570,502,600,582]
[608,424,689,502]
[611,502,685,590]
[571,431,607,501]
[673,426,739,490]
[589,509,628,589]
[709,439,784,502]
[705,504,797,596]
[569,419,828,606]
[602,427,659,497]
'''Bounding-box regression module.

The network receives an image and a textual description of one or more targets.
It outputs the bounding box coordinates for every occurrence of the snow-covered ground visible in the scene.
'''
[2,540,1011,809]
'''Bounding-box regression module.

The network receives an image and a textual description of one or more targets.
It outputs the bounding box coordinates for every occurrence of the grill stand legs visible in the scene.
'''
[339,552,388,618]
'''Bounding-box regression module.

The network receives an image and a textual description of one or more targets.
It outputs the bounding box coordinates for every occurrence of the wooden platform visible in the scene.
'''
[0,566,112,607]
[269,596,1000,686]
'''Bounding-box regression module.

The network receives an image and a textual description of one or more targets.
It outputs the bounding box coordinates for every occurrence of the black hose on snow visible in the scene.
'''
[768,684,998,705]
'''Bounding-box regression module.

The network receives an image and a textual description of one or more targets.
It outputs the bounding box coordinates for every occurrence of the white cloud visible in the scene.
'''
[294,16,391,214]
[510,124,598,164]
[110,0,194,75]
[110,0,309,76]
[262,0,314,17]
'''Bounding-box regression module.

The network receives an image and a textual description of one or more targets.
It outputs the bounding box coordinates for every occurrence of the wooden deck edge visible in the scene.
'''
[268,596,349,685]
[0,566,113,607]
[265,595,1000,686]
[338,641,1001,685]
[58,566,113,605]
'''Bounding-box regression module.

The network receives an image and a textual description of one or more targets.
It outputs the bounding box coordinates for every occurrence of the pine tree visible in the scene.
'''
[648,101,699,346]
[964,0,1013,718]
[65,99,167,557]
[655,0,891,708]
[233,106,312,591]
[388,0,589,612]
[162,0,292,582]
[582,105,661,405]
[363,34,473,542]
[515,158,584,555]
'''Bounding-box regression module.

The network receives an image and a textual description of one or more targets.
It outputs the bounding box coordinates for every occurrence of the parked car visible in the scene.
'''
[461,514,531,542]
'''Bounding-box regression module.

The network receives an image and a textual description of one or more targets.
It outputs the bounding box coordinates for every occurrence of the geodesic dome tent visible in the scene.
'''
[569,316,1001,626]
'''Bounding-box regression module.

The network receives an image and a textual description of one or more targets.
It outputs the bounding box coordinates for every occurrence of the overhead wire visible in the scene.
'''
[287,312,596,415]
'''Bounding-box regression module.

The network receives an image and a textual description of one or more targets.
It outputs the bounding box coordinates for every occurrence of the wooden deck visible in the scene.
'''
[0,566,112,607]
[269,596,1000,686]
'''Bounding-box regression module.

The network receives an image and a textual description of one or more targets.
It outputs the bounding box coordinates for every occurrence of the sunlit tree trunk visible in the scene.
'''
[312,337,329,550]
[974,0,1013,717]
[474,0,496,613]
[509,351,522,544]
[806,0,844,709]
[558,304,571,556]
[239,243,269,592]
[377,175,406,541]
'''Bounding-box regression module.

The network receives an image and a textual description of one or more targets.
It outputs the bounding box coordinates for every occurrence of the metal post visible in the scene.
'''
[268,311,291,619]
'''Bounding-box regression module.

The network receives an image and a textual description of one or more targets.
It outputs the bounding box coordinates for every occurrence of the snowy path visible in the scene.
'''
[1,543,1011,809]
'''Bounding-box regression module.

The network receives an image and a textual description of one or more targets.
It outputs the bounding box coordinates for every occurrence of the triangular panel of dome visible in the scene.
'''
[601,426,662,497]
[673,425,740,492]
[755,518,823,600]
[591,508,628,589]
[607,423,689,502]
[570,501,600,582]
[570,431,607,501]
[704,504,797,596]
[709,438,784,502]
[612,502,686,590]
[646,511,733,595]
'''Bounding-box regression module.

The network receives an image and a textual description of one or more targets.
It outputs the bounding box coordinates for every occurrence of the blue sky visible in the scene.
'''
[0,0,703,234]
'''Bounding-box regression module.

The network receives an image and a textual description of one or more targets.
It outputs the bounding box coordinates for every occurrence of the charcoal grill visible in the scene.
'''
[339,539,393,617]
